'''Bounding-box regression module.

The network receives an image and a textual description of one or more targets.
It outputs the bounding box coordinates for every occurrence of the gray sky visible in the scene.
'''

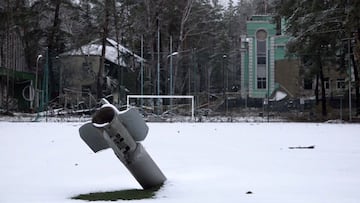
[219,0,229,6]
[219,0,240,7]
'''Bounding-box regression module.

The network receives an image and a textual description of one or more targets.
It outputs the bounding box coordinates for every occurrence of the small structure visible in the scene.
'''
[0,29,35,111]
[56,38,144,109]
[79,99,166,189]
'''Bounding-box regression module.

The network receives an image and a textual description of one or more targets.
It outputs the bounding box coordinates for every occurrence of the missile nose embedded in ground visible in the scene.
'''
[79,99,166,189]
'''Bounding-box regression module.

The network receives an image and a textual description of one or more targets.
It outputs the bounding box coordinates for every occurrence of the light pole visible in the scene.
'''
[222,54,227,114]
[345,0,352,122]
[156,25,161,115]
[347,38,352,122]
[267,49,270,122]
[342,38,353,121]
[35,54,43,111]
[40,48,49,115]
[169,36,173,97]
[167,48,194,95]
[140,35,144,106]
[157,26,160,97]
[56,56,62,104]
[169,36,175,110]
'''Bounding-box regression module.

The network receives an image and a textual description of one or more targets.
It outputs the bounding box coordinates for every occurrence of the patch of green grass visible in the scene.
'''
[71,186,162,201]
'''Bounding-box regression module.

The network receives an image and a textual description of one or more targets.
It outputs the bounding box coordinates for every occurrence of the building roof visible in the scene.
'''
[61,38,144,67]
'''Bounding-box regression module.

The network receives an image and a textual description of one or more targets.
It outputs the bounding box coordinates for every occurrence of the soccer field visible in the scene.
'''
[1,122,360,203]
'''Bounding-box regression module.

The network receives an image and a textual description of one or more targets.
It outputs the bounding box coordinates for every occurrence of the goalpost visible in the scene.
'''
[126,95,194,120]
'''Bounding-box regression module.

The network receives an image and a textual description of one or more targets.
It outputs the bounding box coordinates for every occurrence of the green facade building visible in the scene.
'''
[241,15,296,99]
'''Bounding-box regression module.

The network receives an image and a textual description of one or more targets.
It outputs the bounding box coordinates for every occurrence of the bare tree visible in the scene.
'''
[173,0,194,94]
[97,0,110,99]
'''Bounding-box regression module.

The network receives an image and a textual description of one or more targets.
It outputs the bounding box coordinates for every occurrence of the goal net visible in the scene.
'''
[126,95,194,121]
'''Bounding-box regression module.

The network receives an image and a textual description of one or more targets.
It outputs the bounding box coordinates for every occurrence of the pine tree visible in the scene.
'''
[274,0,356,118]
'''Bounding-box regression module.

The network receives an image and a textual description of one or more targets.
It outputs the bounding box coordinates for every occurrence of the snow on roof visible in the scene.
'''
[61,38,144,67]
[270,90,287,102]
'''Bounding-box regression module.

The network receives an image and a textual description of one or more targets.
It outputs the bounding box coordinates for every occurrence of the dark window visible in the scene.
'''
[257,77,267,89]
[82,85,91,97]
[257,56,266,64]
[304,78,313,90]
[324,78,330,89]
[337,79,345,89]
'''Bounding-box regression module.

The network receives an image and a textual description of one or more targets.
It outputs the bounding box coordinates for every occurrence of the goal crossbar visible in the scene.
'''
[126,95,194,120]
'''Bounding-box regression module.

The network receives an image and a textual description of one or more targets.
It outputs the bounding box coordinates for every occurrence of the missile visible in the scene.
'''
[79,100,166,189]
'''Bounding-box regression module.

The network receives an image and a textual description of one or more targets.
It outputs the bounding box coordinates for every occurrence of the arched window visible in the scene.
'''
[256,29,267,89]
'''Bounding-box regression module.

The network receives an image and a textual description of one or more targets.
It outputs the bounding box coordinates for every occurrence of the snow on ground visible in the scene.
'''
[1,122,360,203]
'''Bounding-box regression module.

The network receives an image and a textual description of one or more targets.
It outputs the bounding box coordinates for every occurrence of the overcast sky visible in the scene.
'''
[219,0,240,7]
[220,0,229,6]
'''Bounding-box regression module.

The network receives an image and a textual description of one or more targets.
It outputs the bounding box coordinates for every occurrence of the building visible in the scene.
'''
[240,15,300,101]
[240,14,354,117]
[0,29,35,112]
[56,38,145,108]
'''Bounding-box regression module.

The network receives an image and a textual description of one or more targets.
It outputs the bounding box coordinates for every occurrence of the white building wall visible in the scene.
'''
[241,49,246,98]
[270,37,275,93]
[0,30,28,72]
[248,38,253,97]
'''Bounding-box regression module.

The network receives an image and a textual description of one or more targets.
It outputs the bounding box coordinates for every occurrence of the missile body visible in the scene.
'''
[79,102,166,189]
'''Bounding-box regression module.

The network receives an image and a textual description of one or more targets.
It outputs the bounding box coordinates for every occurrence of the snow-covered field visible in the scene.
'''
[1,121,360,203]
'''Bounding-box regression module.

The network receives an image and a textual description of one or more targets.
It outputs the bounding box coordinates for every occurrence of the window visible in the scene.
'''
[257,64,266,77]
[256,29,267,89]
[257,40,267,56]
[324,78,330,89]
[256,30,267,40]
[336,79,345,89]
[304,78,313,90]
[257,56,266,64]
[257,77,267,89]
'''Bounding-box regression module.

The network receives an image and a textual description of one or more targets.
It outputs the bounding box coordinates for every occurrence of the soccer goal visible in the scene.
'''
[126,95,194,120]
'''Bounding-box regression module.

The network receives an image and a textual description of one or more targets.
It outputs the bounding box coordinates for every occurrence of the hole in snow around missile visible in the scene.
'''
[71,185,163,201]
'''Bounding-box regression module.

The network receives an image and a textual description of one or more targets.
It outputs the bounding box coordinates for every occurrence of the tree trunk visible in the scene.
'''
[112,0,123,103]
[318,56,327,117]
[97,0,110,99]
[353,28,360,116]
[351,49,360,116]
[315,73,319,105]
[47,0,61,98]
[5,0,11,113]
[144,0,156,95]
[174,0,194,95]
